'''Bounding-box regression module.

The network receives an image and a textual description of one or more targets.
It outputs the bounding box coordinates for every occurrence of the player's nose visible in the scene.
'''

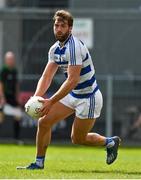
[56,26,63,32]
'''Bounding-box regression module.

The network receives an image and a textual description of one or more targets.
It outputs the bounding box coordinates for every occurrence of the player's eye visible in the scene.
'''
[54,24,59,28]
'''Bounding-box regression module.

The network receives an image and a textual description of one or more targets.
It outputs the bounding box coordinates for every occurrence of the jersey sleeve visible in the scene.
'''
[68,38,83,66]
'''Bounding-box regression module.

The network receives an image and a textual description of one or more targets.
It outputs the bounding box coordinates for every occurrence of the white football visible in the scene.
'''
[25,96,44,119]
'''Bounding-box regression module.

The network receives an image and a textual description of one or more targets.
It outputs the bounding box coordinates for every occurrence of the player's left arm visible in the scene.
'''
[40,39,83,116]
[40,65,82,116]
[50,65,82,103]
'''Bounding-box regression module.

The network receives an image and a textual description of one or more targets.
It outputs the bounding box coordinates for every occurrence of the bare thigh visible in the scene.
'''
[71,117,96,141]
[39,101,74,128]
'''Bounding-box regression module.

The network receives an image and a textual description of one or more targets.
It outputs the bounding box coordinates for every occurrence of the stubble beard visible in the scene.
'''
[55,31,70,43]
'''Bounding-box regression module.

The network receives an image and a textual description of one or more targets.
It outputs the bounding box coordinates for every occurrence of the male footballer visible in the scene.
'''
[18,10,120,169]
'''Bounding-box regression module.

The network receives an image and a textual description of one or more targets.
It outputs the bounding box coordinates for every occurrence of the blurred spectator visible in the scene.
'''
[126,106,141,139]
[0,51,22,142]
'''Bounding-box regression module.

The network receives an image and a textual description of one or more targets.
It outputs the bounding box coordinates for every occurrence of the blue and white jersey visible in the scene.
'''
[48,34,99,98]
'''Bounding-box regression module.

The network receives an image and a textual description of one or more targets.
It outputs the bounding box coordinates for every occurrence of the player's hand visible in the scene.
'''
[39,98,53,117]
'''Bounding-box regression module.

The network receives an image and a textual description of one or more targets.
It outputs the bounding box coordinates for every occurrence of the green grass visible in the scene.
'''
[0,144,141,179]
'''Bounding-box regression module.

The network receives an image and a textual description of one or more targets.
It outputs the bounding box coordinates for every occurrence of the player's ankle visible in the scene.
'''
[105,137,115,148]
[36,156,45,167]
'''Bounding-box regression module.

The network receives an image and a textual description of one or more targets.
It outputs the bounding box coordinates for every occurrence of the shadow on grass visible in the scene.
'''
[60,169,141,175]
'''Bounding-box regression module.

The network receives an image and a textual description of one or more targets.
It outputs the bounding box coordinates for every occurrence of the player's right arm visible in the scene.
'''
[34,62,58,97]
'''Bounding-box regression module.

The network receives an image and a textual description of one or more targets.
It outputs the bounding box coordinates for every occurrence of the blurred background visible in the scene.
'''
[0,0,141,146]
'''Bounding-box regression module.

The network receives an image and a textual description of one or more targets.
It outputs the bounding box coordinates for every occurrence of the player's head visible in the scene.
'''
[4,51,16,68]
[53,10,73,42]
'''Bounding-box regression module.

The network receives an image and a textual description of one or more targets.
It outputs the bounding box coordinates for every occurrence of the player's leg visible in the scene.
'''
[36,101,74,157]
[33,102,74,169]
[71,90,120,164]
[71,117,106,146]
[17,101,74,169]
[71,90,106,145]
[71,117,120,165]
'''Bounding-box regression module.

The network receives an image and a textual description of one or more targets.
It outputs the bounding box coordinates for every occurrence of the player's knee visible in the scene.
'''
[71,134,77,144]
[38,117,51,130]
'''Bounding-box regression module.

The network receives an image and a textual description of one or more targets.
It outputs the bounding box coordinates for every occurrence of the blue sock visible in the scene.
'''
[36,156,45,167]
[105,137,115,148]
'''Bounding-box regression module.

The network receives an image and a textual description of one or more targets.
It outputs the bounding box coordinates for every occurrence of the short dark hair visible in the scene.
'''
[53,10,73,27]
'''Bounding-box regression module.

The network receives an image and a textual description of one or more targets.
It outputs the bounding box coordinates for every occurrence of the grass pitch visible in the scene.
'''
[0,143,141,179]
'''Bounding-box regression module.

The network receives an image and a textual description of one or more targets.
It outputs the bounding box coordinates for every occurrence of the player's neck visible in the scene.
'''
[59,34,72,47]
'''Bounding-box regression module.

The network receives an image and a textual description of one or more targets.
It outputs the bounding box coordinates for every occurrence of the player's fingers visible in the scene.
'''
[39,108,44,117]
[40,104,46,112]
[40,108,49,117]
[38,99,45,103]
[40,105,46,113]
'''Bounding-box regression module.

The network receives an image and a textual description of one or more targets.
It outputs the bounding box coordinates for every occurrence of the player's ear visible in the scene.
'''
[69,26,72,33]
